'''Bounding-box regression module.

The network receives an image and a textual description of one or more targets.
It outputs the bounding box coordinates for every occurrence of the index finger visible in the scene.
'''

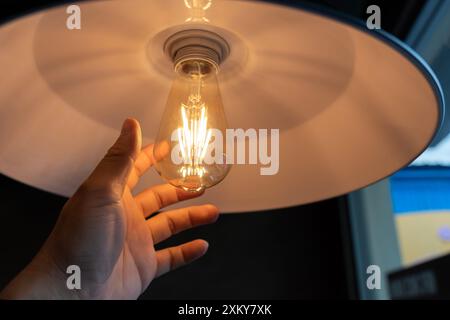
[127,141,170,189]
[135,144,156,176]
[127,144,155,189]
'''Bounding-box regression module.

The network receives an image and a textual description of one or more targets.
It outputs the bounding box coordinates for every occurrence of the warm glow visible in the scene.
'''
[178,91,213,179]
[154,58,230,192]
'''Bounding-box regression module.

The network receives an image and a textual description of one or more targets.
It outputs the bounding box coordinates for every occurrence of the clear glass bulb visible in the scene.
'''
[153,58,231,192]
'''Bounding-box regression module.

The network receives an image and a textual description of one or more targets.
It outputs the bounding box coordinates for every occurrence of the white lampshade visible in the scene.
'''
[0,0,444,212]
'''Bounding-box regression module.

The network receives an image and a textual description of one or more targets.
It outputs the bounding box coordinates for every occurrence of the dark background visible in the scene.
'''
[0,0,424,299]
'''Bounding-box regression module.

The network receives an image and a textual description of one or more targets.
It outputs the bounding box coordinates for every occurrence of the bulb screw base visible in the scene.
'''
[164,29,230,72]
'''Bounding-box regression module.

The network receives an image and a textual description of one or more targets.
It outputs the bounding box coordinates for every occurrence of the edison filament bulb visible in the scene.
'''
[153,30,231,192]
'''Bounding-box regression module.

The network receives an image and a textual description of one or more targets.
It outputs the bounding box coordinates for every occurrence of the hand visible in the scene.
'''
[1,118,219,300]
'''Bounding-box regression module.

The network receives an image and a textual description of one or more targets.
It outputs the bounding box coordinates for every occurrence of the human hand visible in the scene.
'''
[1,118,219,300]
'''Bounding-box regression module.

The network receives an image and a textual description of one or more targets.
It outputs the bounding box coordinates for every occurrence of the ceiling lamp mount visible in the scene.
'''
[164,29,230,73]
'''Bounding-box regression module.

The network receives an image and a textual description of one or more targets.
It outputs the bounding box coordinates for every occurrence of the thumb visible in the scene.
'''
[80,118,142,198]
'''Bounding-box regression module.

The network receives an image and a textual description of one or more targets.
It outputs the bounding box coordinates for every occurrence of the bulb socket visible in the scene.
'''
[164,29,230,74]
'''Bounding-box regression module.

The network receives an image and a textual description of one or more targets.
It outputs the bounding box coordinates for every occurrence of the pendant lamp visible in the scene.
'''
[0,0,444,212]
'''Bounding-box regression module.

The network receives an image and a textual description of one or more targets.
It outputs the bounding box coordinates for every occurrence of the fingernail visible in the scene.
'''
[121,118,134,135]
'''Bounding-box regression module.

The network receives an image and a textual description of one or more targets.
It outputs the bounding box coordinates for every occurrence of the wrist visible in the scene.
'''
[1,248,80,300]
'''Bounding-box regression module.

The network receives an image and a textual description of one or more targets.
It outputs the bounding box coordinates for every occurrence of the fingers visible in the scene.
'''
[127,144,155,189]
[79,118,141,200]
[127,140,171,190]
[147,204,219,244]
[155,239,209,278]
[136,184,204,217]
[134,144,155,176]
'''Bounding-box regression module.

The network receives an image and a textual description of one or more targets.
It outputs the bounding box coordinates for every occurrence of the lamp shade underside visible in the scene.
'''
[0,0,443,213]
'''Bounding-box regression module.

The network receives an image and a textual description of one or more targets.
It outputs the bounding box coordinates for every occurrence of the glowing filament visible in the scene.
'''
[178,98,212,179]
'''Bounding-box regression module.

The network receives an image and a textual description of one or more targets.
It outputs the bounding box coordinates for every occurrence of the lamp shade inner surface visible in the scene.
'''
[0,0,443,213]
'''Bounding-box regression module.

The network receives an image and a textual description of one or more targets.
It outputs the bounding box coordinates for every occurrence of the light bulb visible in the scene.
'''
[153,58,231,192]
